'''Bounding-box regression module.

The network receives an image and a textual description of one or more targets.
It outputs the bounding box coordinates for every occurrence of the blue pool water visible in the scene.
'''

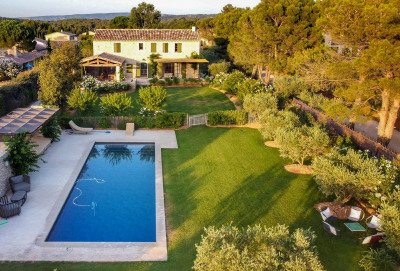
[46,143,156,242]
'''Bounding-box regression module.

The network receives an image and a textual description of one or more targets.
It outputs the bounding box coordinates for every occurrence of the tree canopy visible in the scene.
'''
[109,16,130,29]
[129,2,161,29]
[0,20,35,51]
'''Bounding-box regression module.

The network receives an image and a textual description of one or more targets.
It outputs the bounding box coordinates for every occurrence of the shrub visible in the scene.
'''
[207,110,247,126]
[41,116,62,142]
[80,75,101,90]
[243,93,278,121]
[135,115,155,129]
[100,93,133,116]
[259,109,301,140]
[193,223,324,271]
[67,88,98,112]
[237,78,269,101]
[172,76,180,85]
[154,112,186,129]
[3,132,44,175]
[210,72,228,88]
[378,189,400,258]
[276,124,331,165]
[273,76,308,99]
[221,70,246,94]
[157,79,166,86]
[311,148,392,204]
[138,86,167,112]
[359,248,397,271]
[149,77,158,84]
[0,58,23,79]
[208,61,230,77]
[99,117,111,128]
[0,69,39,116]
[95,81,131,93]
[165,78,173,86]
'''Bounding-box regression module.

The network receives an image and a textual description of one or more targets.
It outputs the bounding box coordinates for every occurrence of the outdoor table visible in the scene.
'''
[10,191,27,206]
[344,222,366,232]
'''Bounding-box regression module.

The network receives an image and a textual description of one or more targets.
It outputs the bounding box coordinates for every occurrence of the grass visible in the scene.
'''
[1,126,364,271]
[78,86,235,117]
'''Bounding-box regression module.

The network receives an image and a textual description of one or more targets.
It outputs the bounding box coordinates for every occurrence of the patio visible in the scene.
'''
[0,129,177,261]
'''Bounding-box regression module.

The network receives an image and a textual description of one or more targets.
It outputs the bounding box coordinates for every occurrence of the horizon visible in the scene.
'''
[0,0,260,18]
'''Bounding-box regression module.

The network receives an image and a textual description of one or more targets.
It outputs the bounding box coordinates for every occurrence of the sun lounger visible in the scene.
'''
[69,120,93,134]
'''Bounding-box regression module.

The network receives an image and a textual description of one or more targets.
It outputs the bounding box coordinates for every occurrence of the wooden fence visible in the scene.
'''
[292,98,399,161]
[188,114,208,127]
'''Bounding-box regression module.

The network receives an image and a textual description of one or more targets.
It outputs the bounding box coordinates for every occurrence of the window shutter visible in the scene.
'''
[151,43,157,53]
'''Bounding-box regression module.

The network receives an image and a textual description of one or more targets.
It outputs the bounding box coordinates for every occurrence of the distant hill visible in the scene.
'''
[20,13,216,22]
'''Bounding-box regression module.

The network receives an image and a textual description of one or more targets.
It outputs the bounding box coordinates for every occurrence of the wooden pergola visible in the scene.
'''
[80,53,127,81]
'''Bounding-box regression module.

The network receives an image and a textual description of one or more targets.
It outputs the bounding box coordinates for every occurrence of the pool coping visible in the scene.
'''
[36,139,168,255]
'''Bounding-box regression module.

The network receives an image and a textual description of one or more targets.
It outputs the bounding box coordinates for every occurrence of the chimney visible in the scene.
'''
[7,46,19,57]
[192,26,196,32]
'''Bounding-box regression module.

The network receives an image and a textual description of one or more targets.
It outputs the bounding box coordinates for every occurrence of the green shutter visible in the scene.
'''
[175,43,182,53]
[114,43,121,53]
[163,43,168,53]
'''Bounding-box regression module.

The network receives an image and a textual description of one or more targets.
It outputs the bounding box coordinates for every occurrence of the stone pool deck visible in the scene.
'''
[0,129,178,262]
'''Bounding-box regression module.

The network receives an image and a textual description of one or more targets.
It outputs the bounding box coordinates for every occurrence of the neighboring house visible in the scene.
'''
[80,28,208,81]
[0,46,44,69]
[45,31,78,42]
[33,38,48,53]
[79,31,96,38]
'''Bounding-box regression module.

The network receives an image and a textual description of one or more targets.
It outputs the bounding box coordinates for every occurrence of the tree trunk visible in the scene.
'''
[251,65,258,79]
[383,97,400,143]
[377,90,391,145]
[257,64,271,85]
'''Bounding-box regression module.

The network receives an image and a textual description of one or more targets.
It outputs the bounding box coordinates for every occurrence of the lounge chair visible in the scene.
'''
[9,175,30,193]
[322,221,340,236]
[0,195,21,219]
[362,232,385,245]
[320,207,337,221]
[348,206,365,222]
[69,120,93,134]
[366,215,382,229]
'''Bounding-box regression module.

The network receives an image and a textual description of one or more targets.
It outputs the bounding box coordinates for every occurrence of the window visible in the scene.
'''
[165,63,174,74]
[151,43,157,53]
[114,43,121,53]
[163,43,169,53]
[175,43,182,53]
[126,64,133,74]
[138,43,144,51]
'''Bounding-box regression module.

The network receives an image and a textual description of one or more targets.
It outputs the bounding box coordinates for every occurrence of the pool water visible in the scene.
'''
[46,143,156,242]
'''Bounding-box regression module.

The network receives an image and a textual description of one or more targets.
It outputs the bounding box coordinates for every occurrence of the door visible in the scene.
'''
[140,63,148,78]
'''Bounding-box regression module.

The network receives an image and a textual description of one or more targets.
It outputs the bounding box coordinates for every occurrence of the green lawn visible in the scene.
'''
[1,126,364,271]
[80,86,235,117]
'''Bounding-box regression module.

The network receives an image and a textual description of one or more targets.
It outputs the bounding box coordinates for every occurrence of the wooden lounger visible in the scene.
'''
[69,120,93,134]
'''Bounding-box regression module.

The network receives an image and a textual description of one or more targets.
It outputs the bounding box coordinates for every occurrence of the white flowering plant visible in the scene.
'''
[210,72,228,88]
[80,75,101,90]
[0,58,23,80]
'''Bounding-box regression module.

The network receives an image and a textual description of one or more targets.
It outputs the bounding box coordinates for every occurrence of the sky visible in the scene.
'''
[0,0,261,18]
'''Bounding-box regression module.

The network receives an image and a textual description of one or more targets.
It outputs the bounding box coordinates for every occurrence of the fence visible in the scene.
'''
[292,98,399,161]
[188,114,208,127]
[64,116,136,129]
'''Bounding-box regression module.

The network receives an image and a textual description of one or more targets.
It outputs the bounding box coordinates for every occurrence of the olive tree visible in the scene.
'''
[243,93,277,121]
[259,109,301,141]
[138,86,167,112]
[193,223,324,271]
[275,125,331,166]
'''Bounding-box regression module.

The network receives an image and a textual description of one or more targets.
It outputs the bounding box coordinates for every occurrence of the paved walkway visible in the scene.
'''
[355,120,400,153]
[0,130,177,262]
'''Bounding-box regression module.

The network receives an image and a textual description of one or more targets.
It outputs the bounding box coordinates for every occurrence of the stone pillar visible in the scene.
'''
[116,66,121,82]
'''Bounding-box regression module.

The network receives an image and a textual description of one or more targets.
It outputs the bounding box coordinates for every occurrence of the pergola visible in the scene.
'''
[0,107,59,137]
[80,53,126,81]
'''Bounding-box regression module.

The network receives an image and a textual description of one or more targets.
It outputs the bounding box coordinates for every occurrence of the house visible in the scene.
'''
[33,38,48,53]
[80,27,208,81]
[0,46,44,69]
[79,31,96,39]
[45,31,78,42]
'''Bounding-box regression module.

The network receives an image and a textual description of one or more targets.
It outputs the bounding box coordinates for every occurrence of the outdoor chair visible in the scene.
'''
[9,175,30,193]
[348,206,365,222]
[362,232,385,245]
[69,120,93,134]
[320,207,337,221]
[366,215,382,229]
[322,221,340,236]
[0,195,21,219]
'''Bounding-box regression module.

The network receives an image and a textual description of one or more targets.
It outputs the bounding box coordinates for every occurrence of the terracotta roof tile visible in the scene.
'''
[94,29,200,41]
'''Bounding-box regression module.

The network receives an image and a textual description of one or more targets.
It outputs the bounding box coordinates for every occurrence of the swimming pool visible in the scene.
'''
[46,143,156,242]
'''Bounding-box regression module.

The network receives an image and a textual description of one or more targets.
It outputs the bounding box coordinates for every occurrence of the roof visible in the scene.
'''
[46,31,77,37]
[0,107,59,136]
[154,58,209,64]
[94,29,200,41]
[50,40,78,47]
[2,51,45,65]
[34,38,47,51]
[80,52,126,66]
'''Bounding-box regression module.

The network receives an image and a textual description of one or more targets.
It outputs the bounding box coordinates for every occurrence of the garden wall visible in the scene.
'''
[0,146,12,196]
[293,98,399,160]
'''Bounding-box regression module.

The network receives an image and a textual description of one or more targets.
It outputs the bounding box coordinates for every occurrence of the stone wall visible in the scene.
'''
[0,144,12,196]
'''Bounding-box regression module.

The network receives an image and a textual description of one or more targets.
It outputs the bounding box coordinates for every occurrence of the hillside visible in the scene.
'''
[20,13,215,21]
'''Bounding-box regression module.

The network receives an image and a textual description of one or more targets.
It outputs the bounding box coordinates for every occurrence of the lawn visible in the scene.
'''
[78,86,235,117]
[1,126,364,271]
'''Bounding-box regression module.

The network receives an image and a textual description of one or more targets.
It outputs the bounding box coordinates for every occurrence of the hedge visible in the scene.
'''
[0,69,40,116]
[207,110,248,126]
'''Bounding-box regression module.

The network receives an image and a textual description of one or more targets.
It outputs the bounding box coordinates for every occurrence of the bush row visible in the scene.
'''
[0,69,40,116]
[207,110,248,126]
[150,77,206,86]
